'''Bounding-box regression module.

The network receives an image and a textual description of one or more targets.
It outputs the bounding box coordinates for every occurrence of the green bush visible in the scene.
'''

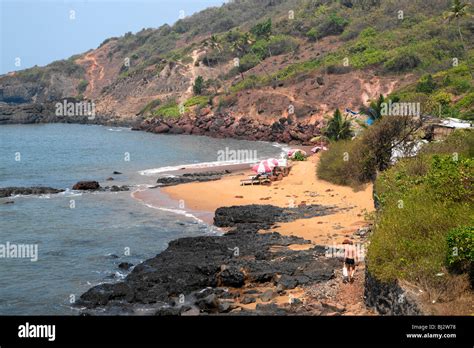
[317,140,363,187]
[384,52,421,72]
[193,76,204,95]
[293,151,307,161]
[306,28,318,42]
[446,226,474,273]
[416,74,436,93]
[425,155,473,203]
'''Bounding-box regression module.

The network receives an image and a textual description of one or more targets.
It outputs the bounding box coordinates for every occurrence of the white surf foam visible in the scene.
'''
[138,159,258,176]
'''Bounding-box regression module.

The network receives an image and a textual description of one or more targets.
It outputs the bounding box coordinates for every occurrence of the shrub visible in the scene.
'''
[446,226,474,274]
[251,18,272,39]
[293,151,307,161]
[238,54,261,73]
[384,52,421,72]
[425,155,473,203]
[416,74,436,93]
[193,76,204,95]
[77,79,89,94]
[306,28,318,42]
[317,140,363,187]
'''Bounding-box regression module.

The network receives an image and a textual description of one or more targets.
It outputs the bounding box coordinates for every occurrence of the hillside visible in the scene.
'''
[0,0,472,143]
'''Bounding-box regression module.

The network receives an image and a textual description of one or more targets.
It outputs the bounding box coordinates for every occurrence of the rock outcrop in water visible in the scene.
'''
[156,170,231,187]
[0,187,64,198]
[78,204,341,315]
[72,181,101,190]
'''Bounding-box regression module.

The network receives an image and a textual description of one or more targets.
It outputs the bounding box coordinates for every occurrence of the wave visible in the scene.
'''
[139,159,259,176]
[143,203,205,224]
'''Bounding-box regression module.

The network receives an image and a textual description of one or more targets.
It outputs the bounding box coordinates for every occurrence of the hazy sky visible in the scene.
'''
[0,0,226,74]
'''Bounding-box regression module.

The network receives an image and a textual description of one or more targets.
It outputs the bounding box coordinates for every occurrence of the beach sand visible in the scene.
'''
[155,154,374,245]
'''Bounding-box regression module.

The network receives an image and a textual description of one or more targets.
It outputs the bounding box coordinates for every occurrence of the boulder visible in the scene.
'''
[72,181,101,190]
[118,262,133,271]
[219,267,245,288]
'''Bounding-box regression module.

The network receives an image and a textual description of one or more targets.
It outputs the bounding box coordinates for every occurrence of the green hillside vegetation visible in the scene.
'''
[368,130,473,299]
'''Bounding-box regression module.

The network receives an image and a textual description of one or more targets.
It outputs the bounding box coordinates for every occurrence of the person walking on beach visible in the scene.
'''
[342,239,357,283]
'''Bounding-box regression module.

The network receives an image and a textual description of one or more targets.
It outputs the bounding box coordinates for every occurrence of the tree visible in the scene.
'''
[209,35,222,53]
[251,18,272,39]
[193,76,204,95]
[445,0,469,48]
[324,109,354,141]
[360,94,400,122]
[445,0,473,78]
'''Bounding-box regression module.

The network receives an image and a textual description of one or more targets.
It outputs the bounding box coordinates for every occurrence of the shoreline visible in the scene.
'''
[158,154,374,245]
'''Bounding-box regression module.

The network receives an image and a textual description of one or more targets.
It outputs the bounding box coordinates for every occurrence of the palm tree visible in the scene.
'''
[445,0,472,78]
[209,35,222,53]
[360,94,400,123]
[324,109,354,141]
[445,0,469,47]
[361,94,385,122]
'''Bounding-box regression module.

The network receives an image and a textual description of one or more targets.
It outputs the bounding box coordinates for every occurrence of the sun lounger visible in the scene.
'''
[240,174,271,186]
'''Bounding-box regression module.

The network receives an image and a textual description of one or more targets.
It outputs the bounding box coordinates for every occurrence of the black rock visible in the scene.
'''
[196,294,219,311]
[0,187,64,198]
[113,171,123,175]
[241,296,256,305]
[219,267,245,288]
[118,262,133,271]
[72,181,101,191]
[78,204,340,314]
[259,289,275,302]
[277,275,298,290]
[156,171,228,187]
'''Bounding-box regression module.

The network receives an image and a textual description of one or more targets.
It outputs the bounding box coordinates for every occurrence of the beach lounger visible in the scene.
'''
[240,174,271,186]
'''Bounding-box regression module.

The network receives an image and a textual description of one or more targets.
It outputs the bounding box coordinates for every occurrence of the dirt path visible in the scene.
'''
[183,50,201,101]
[76,52,105,96]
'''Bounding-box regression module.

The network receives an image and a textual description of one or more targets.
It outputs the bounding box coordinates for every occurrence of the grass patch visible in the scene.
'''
[153,100,182,118]
[184,95,210,108]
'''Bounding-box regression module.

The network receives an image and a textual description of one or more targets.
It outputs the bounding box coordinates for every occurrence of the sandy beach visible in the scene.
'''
[154,154,374,245]
[131,153,375,314]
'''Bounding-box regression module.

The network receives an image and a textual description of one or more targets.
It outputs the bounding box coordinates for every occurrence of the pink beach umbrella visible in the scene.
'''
[252,159,276,174]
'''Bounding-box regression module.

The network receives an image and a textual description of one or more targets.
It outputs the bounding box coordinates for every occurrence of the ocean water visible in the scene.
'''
[0,124,284,315]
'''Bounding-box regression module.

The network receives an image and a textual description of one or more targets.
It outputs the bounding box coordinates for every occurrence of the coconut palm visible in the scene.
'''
[445,0,472,78]
[445,0,469,47]
[324,109,354,141]
[360,94,400,123]
[209,35,222,53]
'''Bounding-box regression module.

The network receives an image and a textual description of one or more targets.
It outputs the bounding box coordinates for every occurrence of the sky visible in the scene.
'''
[0,0,227,74]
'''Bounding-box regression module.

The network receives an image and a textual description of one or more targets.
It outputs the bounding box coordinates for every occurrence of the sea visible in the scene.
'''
[0,123,285,314]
